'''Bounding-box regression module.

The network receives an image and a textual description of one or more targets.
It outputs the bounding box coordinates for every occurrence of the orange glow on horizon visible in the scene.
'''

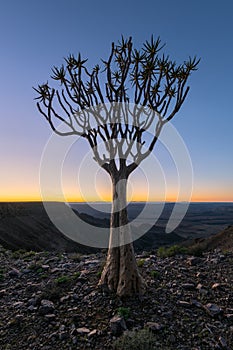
[1,193,232,203]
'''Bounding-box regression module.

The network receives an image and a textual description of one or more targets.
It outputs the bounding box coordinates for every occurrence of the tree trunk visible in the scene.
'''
[98,171,145,297]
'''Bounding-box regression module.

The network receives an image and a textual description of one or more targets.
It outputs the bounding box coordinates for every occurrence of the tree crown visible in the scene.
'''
[34,36,200,175]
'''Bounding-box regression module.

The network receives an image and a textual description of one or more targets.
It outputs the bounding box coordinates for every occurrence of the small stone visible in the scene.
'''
[28,298,39,307]
[45,314,56,320]
[196,283,208,294]
[145,322,163,332]
[219,336,228,348]
[72,336,78,344]
[76,327,91,334]
[177,300,191,308]
[9,268,20,277]
[51,268,60,273]
[28,305,37,312]
[41,265,50,270]
[13,301,24,308]
[110,316,127,335]
[187,257,201,266]
[60,295,70,303]
[72,294,79,301]
[169,334,176,343]
[162,311,173,318]
[191,300,202,308]
[182,283,195,290]
[59,332,69,340]
[88,329,97,337]
[39,299,55,315]
[212,283,221,290]
[49,332,58,340]
[204,303,222,317]
[84,259,100,265]
[226,314,233,321]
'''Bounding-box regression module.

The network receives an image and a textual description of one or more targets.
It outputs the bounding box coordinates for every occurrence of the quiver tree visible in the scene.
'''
[34,36,199,297]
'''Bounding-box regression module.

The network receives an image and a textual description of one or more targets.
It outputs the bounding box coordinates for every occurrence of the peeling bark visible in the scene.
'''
[99,170,145,297]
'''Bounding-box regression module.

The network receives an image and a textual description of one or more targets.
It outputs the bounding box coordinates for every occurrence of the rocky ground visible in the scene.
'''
[0,246,233,349]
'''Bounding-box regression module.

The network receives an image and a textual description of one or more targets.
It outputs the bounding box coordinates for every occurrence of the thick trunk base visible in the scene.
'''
[98,243,146,297]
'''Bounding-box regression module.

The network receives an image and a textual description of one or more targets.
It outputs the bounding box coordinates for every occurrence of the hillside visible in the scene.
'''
[0,202,184,253]
[187,225,233,253]
[0,202,96,253]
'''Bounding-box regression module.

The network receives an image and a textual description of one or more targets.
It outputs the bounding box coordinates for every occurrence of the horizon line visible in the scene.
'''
[0,200,232,204]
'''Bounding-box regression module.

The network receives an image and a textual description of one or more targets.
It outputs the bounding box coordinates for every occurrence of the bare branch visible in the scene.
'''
[34,36,199,175]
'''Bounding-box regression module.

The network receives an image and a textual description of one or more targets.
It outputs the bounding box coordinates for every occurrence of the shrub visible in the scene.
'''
[28,263,42,271]
[72,272,81,280]
[150,270,160,278]
[11,249,27,259]
[113,328,165,350]
[186,244,205,257]
[55,276,71,284]
[157,245,187,258]
[117,307,130,320]
[137,258,145,267]
[36,268,43,274]
[41,284,63,302]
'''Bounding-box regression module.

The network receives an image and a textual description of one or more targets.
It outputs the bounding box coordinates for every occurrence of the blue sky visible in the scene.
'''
[0,0,232,202]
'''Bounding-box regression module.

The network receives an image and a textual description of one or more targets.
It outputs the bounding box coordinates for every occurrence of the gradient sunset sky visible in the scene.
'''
[0,0,232,203]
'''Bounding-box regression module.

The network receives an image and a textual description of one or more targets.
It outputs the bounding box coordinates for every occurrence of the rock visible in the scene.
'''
[88,329,97,337]
[45,314,56,321]
[181,283,195,290]
[187,257,201,266]
[225,314,233,321]
[13,301,24,308]
[59,332,69,340]
[84,259,100,265]
[196,283,208,295]
[162,311,173,319]
[196,283,203,290]
[110,316,127,335]
[177,300,192,308]
[39,300,55,315]
[76,327,91,334]
[9,268,20,277]
[218,336,228,348]
[145,322,163,332]
[60,295,70,303]
[191,300,202,308]
[212,283,221,290]
[27,297,39,306]
[204,303,223,317]
[28,305,37,312]
[51,268,60,273]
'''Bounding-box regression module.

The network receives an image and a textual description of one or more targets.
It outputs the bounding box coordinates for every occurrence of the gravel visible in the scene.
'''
[0,246,232,349]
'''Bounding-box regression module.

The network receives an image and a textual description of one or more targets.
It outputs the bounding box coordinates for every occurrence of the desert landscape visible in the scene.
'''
[0,202,233,348]
[0,202,233,349]
[0,201,232,253]
[1,1,233,349]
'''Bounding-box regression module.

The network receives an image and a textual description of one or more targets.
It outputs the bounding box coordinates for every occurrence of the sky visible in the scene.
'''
[0,0,232,203]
